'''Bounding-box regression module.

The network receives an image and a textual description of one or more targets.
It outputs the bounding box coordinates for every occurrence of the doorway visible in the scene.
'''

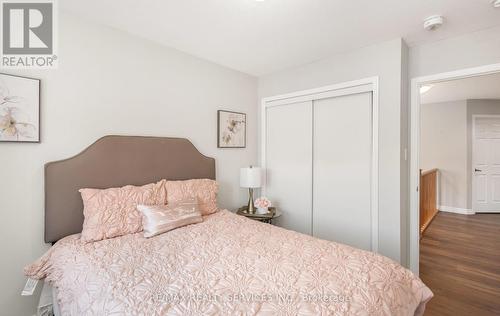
[411,64,500,315]
[410,63,500,274]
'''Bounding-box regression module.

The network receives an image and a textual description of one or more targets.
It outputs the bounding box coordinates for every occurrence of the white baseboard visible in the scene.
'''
[438,205,475,215]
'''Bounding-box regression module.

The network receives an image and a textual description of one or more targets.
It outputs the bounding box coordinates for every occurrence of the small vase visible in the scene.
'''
[256,207,269,215]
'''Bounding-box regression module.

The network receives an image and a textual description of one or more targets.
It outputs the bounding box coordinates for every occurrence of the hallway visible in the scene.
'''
[420,212,500,315]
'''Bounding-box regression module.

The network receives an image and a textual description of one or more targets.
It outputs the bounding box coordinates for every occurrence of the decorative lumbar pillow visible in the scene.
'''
[137,198,203,238]
[79,181,165,242]
[164,179,218,215]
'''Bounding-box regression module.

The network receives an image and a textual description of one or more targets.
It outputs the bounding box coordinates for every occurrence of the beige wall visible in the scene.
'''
[420,101,468,210]
[409,25,500,78]
[420,99,500,212]
[258,38,408,264]
[0,13,258,315]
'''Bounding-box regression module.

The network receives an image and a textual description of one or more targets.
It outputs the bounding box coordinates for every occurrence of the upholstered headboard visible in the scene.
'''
[44,135,216,243]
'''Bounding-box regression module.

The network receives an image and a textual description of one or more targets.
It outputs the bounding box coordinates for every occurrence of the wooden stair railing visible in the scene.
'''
[420,168,438,237]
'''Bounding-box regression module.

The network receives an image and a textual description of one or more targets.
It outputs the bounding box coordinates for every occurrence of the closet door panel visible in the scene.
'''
[266,101,312,235]
[313,92,372,250]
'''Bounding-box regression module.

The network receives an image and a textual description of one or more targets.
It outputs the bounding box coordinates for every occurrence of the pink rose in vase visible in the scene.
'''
[255,197,272,214]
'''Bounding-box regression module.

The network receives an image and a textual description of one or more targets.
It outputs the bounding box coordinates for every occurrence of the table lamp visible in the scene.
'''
[240,166,262,214]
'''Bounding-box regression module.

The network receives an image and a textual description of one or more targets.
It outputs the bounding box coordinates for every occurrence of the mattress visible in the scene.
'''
[26,210,432,315]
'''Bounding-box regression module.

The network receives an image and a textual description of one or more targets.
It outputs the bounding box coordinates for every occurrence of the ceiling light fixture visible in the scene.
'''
[420,85,433,94]
[423,15,444,31]
[493,0,500,8]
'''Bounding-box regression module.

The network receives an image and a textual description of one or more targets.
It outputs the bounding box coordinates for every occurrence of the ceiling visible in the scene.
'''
[60,0,500,76]
[421,72,500,104]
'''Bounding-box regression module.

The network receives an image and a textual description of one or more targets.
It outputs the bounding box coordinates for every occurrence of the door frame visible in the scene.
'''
[472,114,500,212]
[410,63,500,275]
[260,76,380,252]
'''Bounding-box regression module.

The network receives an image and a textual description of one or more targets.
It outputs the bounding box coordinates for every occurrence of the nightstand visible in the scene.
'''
[236,206,282,224]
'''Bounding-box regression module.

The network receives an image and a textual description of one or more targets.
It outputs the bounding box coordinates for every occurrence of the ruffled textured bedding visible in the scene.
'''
[26,210,432,315]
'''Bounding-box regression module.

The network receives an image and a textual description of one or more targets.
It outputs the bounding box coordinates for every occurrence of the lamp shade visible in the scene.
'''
[240,167,262,188]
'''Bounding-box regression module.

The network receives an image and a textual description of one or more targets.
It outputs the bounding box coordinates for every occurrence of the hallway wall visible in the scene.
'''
[421,99,500,212]
[420,101,468,211]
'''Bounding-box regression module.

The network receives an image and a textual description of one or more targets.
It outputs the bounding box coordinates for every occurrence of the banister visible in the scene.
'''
[420,168,439,237]
[421,168,438,176]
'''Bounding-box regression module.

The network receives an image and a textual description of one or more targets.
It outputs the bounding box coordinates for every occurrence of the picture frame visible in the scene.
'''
[217,110,246,148]
[0,73,41,143]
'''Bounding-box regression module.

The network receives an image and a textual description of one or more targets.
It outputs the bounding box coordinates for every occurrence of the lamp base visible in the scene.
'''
[247,188,256,214]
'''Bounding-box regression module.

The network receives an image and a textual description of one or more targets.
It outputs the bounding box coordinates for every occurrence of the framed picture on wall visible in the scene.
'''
[217,110,246,148]
[0,73,40,143]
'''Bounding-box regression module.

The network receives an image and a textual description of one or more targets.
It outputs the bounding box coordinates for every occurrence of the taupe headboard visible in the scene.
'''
[45,135,215,243]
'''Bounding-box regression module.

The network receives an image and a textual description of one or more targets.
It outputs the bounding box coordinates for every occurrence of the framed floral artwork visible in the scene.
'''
[0,73,40,143]
[217,110,246,148]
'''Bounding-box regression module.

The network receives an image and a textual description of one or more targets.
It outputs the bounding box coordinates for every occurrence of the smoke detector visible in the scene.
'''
[493,0,500,8]
[423,15,444,31]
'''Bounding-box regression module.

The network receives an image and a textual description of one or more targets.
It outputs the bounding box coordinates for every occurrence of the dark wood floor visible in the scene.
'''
[420,211,500,316]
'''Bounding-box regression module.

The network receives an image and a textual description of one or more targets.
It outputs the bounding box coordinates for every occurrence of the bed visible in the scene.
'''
[26,135,432,316]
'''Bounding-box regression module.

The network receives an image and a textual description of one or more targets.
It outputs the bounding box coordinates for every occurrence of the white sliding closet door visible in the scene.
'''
[313,92,373,250]
[266,101,312,235]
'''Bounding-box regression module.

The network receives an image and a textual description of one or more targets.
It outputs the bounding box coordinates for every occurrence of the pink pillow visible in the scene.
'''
[80,181,165,242]
[165,179,218,215]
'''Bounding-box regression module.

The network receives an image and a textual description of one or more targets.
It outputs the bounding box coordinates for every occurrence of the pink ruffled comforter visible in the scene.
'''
[26,210,432,315]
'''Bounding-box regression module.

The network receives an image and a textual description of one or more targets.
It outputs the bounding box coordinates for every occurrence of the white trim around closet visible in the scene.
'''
[260,76,380,252]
